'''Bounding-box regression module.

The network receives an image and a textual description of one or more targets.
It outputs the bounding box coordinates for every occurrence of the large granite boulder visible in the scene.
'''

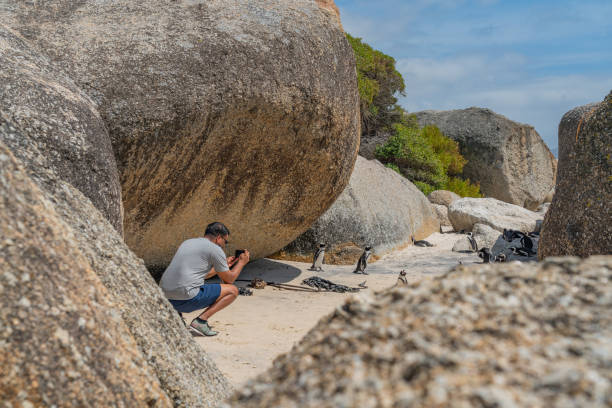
[0,24,122,233]
[1,118,231,404]
[277,156,439,264]
[414,108,556,210]
[540,92,612,258]
[0,142,171,407]
[2,0,360,267]
[226,256,612,407]
[448,197,541,233]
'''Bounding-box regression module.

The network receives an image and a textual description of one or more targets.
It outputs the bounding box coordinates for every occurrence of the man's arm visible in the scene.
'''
[217,250,250,284]
[205,267,218,280]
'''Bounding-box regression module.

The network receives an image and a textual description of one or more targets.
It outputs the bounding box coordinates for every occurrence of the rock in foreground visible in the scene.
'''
[277,157,439,264]
[539,91,612,258]
[0,118,231,406]
[226,256,612,407]
[2,0,360,266]
[0,142,171,407]
[415,108,556,209]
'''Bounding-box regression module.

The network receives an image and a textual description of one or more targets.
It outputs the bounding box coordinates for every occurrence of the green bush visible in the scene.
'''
[420,125,466,176]
[445,177,482,198]
[346,34,405,136]
[375,123,448,187]
[375,123,481,197]
[414,181,437,196]
[384,163,401,174]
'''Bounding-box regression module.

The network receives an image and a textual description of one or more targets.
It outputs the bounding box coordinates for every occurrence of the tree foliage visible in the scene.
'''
[347,34,480,198]
[375,122,482,197]
[346,34,405,136]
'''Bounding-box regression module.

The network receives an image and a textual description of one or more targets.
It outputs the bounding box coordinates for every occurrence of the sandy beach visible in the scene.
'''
[182,232,480,387]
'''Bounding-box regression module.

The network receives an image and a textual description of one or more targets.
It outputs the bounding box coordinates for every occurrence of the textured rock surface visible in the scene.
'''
[451,235,474,252]
[431,203,451,227]
[427,190,461,207]
[472,222,502,249]
[0,142,171,407]
[226,256,612,407]
[276,157,439,264]
[540,92,612,258]
[0,24,122,233]
[448,197,542,233]
[0,119,231,406]
[415,108,557,209]
[2,0,360,267]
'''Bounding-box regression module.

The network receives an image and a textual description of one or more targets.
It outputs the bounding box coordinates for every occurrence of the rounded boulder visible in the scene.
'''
[2,0,360,267]
[277,156,439,264]
[415,108,557,210]
[448,197,542,233]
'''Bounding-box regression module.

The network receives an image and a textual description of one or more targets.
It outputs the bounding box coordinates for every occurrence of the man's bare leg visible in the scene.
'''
[198,284,238,321]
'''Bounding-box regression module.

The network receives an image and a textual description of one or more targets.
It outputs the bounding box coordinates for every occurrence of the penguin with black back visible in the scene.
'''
[412,235,434,247]
[466,232,478,252]
[509,246,535,257]
[395,270,408,287]
[353,246,372,274]
[477,248,493,263]
[308,243,326,271]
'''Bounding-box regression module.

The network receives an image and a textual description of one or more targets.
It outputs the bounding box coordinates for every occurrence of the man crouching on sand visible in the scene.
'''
[159,221,250,336]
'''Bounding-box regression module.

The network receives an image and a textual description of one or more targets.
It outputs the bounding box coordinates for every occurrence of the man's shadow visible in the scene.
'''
[202,258,301,285]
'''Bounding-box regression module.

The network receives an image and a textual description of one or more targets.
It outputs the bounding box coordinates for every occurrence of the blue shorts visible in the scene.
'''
[169,284,222,313]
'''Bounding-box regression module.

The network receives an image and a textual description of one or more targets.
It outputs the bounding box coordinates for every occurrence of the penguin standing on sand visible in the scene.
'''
[308,243,326,272]
[395,270,408,287]
[353,246,372,274]
[466,232,478,252]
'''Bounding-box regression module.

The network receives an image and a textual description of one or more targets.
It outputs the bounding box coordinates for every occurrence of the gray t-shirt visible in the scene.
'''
[159,238,229,300]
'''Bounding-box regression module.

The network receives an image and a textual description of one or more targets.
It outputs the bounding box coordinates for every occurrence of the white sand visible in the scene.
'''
[184,232,480,387]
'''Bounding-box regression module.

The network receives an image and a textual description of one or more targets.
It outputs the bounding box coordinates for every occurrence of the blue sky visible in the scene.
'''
[335,0,612,151]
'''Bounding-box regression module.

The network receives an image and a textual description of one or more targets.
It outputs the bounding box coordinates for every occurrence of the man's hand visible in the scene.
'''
[238,250,250,265]
[227,256,238,267]
[220,249,250,284]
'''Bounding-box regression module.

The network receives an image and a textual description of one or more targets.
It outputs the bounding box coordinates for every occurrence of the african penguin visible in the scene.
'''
[477,247,493,263]
[412,235,434,247]
[466,232,478,252]
[395,270,408,287]
[308,243,326,272]
[353,246,372,274]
